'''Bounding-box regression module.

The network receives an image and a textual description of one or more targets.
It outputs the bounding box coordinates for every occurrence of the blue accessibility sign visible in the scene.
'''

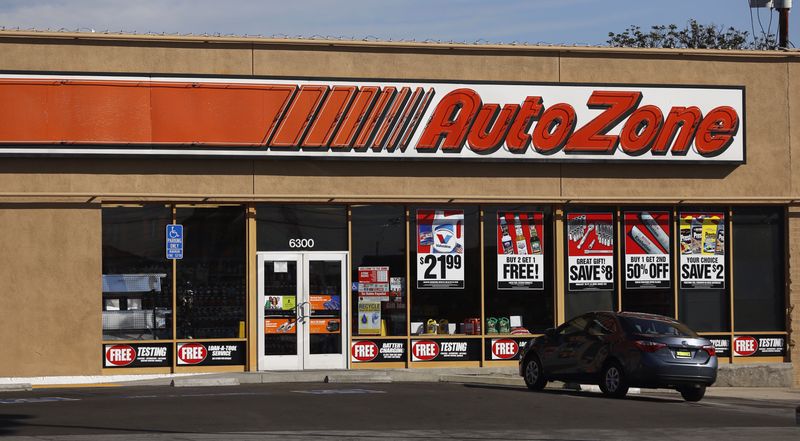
[166,224,183,260]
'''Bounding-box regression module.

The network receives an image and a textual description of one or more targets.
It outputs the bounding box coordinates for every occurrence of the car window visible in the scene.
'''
[588,314,617,336]
[558,315,590,335]
[620,316,697,337]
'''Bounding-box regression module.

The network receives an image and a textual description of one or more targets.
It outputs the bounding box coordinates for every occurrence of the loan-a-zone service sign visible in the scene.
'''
[417,209,464,289]
[679,212,725,289]
[624,211,670,289]
[497,212,544,290]
[567,213,614,291]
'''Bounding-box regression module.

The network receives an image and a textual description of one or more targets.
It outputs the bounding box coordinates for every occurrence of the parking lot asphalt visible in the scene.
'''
[0,381,798,440]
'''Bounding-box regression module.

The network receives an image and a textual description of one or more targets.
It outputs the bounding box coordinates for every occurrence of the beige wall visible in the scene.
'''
[0,204,101,377]
[0,34,796,379]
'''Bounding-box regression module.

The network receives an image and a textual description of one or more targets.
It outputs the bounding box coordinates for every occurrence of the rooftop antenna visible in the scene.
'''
[749,0,792,48]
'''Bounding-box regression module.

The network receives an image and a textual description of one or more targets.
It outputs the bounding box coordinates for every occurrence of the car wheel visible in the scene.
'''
[599,362,629,398]
[679,385,706,402]
[523,355,547,391]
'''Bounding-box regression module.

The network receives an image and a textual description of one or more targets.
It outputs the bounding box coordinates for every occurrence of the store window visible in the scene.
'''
[175,206,246,339]
[677,208,729,332]
[256,204,347,252]
[483,206,554,334]
[410,206,480,335]
[564,208,617,319]
[621,208,674,317]
[351,205,407,336]
[732,207,786,331]
[102,206,172,340]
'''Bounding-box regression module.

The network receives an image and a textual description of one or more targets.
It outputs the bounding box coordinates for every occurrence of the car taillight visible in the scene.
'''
[634,340,667,353]
[702,345,716,356]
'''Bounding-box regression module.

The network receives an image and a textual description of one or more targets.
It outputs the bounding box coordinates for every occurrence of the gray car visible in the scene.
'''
[519,311,717,401]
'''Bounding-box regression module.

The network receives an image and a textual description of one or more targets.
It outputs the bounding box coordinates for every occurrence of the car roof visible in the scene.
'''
[591,311,680,322]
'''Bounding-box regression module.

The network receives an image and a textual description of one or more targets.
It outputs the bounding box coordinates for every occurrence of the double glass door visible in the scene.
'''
[257,252,348,370]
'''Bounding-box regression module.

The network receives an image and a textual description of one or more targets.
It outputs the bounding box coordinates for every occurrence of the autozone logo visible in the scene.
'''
[351,341,379,362]
[412,340,440,361]
[733,336,758,356]
[105,344,136,367]
[0,76,743,162]
[491,339,519,360]
[177,343,208,365]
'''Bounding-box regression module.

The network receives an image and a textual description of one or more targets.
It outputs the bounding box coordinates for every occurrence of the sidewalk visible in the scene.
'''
[4,367,799,403]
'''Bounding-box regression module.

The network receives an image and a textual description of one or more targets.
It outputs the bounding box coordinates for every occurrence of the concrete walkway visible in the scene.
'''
[5,367,798,403]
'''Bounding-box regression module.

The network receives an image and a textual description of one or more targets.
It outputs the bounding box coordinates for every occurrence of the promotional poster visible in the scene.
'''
[351,340,406,363]
[624,211,671,289]
[176,341,246,366]
[410,339,480,362]
[103,343,171,368]
[679,212,725,289]
[358,266,390,299]
[497,212,544,290]
[732,335,786,357]
[416,209,465,289]
[567,213,615,291]
[357,299,382,335]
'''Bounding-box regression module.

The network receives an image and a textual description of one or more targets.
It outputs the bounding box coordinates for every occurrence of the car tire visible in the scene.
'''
[679,385,706,402]
[523,355,547,391]
[599,361,629,398]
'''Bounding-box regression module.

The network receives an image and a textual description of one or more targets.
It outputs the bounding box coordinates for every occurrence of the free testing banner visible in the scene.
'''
[624,211,671,289]
[497,212,544,290]
[679,212,725,289]
[416,209,464,289]
[567,213,614,291]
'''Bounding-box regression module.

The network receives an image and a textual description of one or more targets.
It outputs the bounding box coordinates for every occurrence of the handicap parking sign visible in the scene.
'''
[166,224,183,260]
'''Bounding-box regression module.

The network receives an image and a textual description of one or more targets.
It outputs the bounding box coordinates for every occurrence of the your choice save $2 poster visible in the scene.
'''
[680,212,725,289]
[417,210,464,289]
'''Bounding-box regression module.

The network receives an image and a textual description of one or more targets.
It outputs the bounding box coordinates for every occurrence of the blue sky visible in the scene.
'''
[0,0,794,47]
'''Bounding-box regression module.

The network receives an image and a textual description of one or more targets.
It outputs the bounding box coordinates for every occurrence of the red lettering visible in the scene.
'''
[652,106,703,155]
[416,88,481,152]
[694,106,739,156]
[565,91,641,153]
[532,103,577,154]
[504,96,543,153]
[619,105,664,155]
[467,103,519,154]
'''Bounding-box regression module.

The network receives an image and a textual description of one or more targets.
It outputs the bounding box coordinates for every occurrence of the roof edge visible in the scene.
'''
[1,30,799,59]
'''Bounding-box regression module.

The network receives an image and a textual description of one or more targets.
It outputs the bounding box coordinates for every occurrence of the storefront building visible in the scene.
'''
[0,31,797,384]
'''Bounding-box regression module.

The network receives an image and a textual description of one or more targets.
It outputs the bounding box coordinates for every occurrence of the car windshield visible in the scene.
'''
[620,316,698,337]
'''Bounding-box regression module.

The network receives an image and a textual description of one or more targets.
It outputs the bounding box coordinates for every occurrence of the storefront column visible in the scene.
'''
[246,205,258,372]
[789,206,800,387]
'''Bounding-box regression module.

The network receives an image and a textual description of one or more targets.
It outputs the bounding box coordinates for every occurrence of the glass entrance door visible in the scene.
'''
[257,252,348,370]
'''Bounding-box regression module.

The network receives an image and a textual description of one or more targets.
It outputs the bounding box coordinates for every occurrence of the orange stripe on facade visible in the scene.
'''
[0,79,303,146]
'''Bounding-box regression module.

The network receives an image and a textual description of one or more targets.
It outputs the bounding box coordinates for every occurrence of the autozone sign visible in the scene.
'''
[0,75,743,162]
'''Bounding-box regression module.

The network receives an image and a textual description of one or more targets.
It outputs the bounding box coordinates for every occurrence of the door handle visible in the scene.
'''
[296,301,309,323]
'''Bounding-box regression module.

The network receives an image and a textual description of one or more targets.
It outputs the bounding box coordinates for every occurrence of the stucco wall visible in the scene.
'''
[0,205,101,376]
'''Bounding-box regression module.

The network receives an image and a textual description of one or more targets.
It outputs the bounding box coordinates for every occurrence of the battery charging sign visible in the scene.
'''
[624,212,671,289]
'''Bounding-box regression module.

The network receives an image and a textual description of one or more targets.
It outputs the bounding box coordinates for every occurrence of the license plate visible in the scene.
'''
[676,350,692,358]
